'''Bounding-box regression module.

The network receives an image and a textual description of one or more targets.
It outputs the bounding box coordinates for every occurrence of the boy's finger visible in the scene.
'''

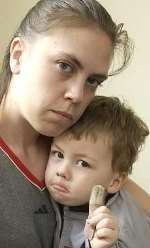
[89,185,106,215]
[84,185,106,240]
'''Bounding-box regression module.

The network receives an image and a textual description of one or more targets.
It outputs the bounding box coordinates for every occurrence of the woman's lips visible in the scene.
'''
[51,110,73,121]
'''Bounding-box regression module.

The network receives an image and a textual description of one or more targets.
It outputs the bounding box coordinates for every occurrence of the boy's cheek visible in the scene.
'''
[45,177,52,193]
[45,160,53,174]
[45,169,52,187]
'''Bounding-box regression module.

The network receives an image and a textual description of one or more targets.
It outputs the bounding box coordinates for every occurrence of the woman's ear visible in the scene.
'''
[107,172,127,194]
[9,37,24,74]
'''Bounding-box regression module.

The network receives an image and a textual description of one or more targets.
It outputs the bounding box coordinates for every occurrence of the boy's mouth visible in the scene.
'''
[52,183,69,193]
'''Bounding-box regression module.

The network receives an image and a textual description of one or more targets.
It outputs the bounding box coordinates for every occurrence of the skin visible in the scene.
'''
[45,134,123,206]
[45,133,121,247]
[8,26,112,137]
[0,26,112,179]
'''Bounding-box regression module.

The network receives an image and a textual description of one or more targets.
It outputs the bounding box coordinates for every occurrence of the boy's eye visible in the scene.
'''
[58,62,73,73]
[77,160,89,168]
[51,150,64,159]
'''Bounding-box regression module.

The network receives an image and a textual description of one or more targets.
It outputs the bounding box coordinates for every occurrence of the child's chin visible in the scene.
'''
[54,197,77,206]
[52,194,71,205]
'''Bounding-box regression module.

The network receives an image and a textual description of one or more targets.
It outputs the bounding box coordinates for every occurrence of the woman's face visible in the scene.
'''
[9,26,112,137]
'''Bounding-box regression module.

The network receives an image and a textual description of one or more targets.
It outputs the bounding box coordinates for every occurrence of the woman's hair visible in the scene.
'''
[64,95,149,175]
[0,0,133,102]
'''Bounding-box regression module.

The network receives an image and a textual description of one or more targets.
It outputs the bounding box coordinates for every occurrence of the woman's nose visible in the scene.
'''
[64,79,85,103]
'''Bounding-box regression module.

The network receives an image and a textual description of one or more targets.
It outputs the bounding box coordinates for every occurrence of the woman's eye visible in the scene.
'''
[77,160,89,168]
[87,78,101,88]
[58,62,73,73]
[87,75,106,89]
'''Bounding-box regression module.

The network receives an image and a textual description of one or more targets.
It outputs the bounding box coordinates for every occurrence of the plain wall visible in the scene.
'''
[98,0,150,193]
[0,0,150,192]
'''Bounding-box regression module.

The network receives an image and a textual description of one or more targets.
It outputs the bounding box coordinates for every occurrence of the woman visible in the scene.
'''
[0,0,149,247]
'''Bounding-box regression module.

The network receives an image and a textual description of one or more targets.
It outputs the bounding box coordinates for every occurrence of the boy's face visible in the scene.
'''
[45,133,121,206]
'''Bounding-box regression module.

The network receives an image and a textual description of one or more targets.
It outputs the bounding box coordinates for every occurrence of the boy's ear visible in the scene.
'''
[107,172,127,194]
[9,37,25,74]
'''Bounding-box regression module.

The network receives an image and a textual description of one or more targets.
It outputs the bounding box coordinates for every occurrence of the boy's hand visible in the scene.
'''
[87,206,118,248]
[84,185,118,248]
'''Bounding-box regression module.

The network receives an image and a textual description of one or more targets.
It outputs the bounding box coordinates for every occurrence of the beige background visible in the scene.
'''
[0,0,150,192]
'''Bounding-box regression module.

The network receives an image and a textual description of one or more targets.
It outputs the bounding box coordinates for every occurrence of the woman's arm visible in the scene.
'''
[123,178,150,212]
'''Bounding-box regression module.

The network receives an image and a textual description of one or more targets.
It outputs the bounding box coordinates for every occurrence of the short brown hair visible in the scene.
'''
[63,96,149,175]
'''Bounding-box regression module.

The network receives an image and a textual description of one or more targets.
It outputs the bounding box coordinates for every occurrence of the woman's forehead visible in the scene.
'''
[29,26,113,74]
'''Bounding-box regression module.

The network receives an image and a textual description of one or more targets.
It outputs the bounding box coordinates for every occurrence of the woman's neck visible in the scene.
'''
[0,102,40,149]
[0,101,52,180]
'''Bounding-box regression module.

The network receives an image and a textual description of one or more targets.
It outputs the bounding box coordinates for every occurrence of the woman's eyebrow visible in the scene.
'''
[90,74,108,82]
[60,52,84,69]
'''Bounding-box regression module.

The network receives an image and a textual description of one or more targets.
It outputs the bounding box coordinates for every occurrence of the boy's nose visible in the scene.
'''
[56,164,71,181]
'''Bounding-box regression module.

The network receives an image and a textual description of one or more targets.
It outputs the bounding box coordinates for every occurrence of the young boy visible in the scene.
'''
[45,96,150,248]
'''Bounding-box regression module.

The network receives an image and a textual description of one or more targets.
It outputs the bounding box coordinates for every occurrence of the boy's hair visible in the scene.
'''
[0,0,132,103]
[64,96,149,175]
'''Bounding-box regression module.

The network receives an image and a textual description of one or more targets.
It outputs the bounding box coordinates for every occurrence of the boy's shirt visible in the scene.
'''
[53,188,150,248]
[108,188,150,247]
[59,206,88,248]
